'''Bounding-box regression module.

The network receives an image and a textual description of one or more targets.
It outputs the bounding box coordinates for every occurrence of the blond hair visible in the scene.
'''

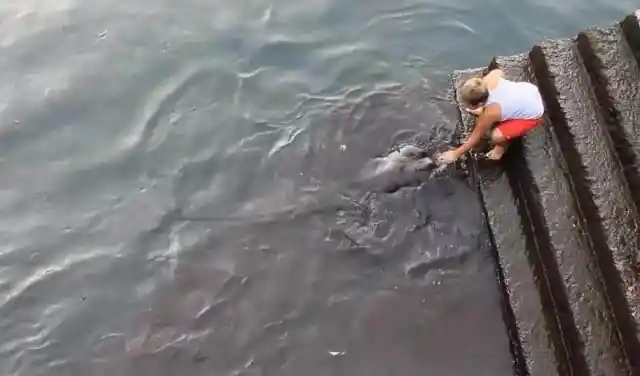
[458,77,489,107]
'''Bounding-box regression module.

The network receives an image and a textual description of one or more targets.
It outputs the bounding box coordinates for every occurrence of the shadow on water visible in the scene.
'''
[82,84,514,376]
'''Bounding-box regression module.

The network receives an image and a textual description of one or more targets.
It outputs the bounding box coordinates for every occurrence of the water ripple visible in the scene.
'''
[1,249,111,313]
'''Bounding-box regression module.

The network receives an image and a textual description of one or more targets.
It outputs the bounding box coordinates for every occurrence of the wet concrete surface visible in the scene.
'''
[576,25,640,333]
[454,12,640,376]
[531,39,640,373]
[504,49,629,375]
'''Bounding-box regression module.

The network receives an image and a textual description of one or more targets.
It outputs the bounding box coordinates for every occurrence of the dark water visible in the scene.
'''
[0,1,634,375]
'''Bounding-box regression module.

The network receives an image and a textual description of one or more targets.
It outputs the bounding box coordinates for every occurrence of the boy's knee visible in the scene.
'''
[491,128,506,143]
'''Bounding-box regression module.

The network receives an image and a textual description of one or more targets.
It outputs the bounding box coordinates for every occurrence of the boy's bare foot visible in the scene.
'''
[486,145,506,160]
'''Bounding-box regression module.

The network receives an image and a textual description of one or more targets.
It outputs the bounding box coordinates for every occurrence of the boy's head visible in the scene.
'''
[458,77,489,108]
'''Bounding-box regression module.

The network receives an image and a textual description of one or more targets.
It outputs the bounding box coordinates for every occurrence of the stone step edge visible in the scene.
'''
[528,40,640,373]
[492,55,627,376]
[575,26,640,215]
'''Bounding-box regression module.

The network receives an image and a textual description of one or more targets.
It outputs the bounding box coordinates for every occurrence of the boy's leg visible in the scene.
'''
[486,118,542,160]
[486,128,508,160]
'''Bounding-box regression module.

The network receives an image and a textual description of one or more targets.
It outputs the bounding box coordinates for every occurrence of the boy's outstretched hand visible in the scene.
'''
[437,149,461,165]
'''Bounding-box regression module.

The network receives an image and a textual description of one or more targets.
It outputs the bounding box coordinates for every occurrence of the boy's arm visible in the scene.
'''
[454,105,501,156]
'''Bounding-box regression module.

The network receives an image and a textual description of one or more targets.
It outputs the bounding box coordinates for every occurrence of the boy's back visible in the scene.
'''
[486,77,544,121]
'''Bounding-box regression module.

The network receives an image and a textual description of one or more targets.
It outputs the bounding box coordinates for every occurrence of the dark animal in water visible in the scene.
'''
[355,145,440,193]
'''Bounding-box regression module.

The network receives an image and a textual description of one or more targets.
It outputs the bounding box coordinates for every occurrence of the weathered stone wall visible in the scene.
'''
[453,12,640,376]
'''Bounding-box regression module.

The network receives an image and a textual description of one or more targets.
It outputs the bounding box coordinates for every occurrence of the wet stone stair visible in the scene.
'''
[453,12,640,376]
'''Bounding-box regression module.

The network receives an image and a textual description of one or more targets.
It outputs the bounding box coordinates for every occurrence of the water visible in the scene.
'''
[0,1,634,375]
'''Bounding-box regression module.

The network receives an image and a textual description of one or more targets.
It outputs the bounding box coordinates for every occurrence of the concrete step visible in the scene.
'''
[530,36,640,373]
[453,11,640,376]
[454,68,567,376]
[575,23,640,337]
[515,43,631,375]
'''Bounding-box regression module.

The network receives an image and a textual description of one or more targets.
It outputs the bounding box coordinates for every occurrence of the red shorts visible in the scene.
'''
[496,118,542,140]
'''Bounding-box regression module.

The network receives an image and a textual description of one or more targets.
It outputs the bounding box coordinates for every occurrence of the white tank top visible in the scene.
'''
[486,77,544,121]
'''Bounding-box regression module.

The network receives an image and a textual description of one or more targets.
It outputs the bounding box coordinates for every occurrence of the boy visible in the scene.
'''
[437,69,545,164]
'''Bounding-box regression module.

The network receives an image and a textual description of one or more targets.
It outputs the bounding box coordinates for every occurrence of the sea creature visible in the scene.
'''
[355,145,440,193]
